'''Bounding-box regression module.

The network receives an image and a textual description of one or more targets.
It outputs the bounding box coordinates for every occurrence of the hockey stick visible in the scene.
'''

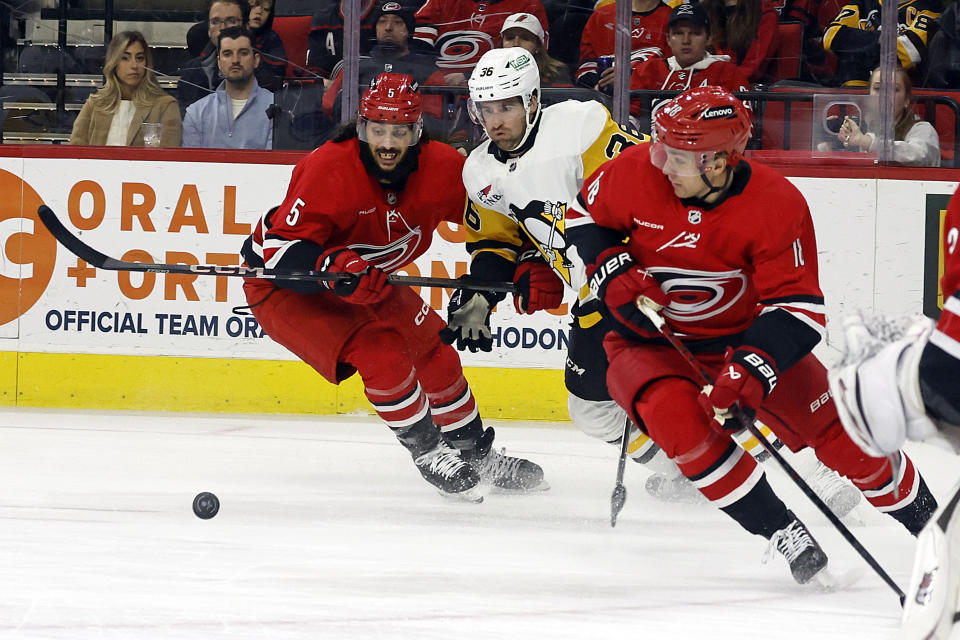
[36,205,519,294]
[610,416,631,527]
[639,306,906,603]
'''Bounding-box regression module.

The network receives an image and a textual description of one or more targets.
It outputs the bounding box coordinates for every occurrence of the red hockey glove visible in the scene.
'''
[699,348,779,432]
[513,251,564,314]
[588,247,668,340]
[319,248,389,305]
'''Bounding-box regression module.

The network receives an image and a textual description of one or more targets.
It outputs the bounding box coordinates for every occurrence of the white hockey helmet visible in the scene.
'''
[467,47,542,151]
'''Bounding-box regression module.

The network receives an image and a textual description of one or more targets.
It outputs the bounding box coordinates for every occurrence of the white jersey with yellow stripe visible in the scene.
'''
[461,99,645,299]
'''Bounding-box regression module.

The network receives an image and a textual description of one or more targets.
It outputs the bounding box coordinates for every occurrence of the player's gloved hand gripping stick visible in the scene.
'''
[637,303,906,603]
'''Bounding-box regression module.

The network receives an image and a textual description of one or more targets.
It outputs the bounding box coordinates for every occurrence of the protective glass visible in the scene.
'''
[357,118,422,147]
[649,141,719,177]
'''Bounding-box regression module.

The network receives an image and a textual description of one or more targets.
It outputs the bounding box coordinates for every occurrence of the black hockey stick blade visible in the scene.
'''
[610,417,632,527]
[37,205,518,293]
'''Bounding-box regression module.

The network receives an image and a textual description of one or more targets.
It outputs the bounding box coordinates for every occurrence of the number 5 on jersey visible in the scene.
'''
[286,198,306,226]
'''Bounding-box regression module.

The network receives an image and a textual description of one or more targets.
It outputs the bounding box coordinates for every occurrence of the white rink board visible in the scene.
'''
[2,157,958,369]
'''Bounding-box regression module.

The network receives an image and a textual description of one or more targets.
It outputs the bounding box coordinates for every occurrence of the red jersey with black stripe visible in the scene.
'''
[933,189,960,353]
[567,143,826,343]
[414,0,549,72]
[244,137,467,274]
[577,2,672,84]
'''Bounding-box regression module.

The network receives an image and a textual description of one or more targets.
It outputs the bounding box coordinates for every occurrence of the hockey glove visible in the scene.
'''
[588,247,668,340]
[699,348,778,432]
[319,248,389,305]
[513,250,564,314]
[439,280,505,352]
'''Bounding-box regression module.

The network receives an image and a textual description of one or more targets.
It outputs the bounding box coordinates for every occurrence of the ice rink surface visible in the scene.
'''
[0,407,956,640]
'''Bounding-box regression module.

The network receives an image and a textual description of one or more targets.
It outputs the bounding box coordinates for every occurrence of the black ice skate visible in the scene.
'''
[414,441,484,502]
[463,427,549,493]
[764,511,829,584]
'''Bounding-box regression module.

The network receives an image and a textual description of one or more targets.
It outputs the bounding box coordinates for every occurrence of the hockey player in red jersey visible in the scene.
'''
[630,3,750,119]
[240,73,547,501]
[566,85,938,583]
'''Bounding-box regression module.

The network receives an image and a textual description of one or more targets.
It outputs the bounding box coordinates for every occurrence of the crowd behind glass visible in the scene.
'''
[5,0,957,166]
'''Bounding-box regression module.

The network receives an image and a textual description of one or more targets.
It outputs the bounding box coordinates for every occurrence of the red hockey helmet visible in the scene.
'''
[358,72,423,146]
[651,85,753,171]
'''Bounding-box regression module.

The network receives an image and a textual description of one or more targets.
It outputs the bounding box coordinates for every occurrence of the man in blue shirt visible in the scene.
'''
[183,26,274,149]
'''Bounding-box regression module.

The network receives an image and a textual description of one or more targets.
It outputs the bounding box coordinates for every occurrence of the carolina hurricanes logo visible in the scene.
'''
[436,30,494,68]
[349,227,423,273]
[644,266,748,322]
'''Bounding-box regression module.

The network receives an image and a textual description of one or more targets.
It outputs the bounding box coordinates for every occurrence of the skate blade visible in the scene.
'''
[438,485,485,503]
[489,480,551,495]
[811,566,865,592]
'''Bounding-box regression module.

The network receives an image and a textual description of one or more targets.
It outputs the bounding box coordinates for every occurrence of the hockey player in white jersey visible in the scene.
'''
[439,47,862,515]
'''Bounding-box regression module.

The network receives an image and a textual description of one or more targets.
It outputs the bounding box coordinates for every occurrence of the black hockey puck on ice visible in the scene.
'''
[192,492,220,519]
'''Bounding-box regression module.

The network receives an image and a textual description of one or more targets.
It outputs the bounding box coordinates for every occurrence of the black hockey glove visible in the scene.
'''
[439,278,506,353]
[589,247,668,341]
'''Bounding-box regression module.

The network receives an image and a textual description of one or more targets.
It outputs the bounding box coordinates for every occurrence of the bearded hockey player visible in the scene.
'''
[829,186,960,639]
[240,73,547,502]
[565,85,938,583]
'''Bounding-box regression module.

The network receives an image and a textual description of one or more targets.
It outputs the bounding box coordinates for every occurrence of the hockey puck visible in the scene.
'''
[192,492,220,519]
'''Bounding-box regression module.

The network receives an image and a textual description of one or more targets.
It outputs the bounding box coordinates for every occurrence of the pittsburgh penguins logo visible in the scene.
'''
[644,267,748,322]
[509,199,573,286]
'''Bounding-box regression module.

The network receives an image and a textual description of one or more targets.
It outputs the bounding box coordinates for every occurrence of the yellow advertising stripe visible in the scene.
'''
[0,351,16,407]
[11,351,570,421]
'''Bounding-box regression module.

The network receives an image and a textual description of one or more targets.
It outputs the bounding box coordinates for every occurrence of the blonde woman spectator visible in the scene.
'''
[834,66,941,167]
[70,31,181,147]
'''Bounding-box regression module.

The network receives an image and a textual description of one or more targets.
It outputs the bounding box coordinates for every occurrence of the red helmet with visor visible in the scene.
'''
[358,73,424,146]
[651,86,753,174]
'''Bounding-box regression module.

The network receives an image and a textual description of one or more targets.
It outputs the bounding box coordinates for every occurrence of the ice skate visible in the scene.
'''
[805,461,862,519]
[464,427,549,493]
[414,441,484,502]
[644,472,707,504]
[764,511,829,584]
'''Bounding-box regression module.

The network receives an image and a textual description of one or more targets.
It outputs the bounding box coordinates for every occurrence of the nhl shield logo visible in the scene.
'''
[386,191,398,205]
[688,209,702,224]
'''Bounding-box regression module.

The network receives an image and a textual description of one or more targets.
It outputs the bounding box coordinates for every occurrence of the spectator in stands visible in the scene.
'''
[182,27,274,149]
[823,0,942,86]
[701,0,781,83]
[414,0,549,84]
[541,0,596,68]
[775,0,845,83]
[630,3,750,119]
[500,12,572,87]
[178,0,248,111]
[321,2,437,117]
[70,31,181,147]
[923,2,960,89]
[576,0,673,91]
[306,0,377,83]
[830,66,940,165]
[247,0,287,90]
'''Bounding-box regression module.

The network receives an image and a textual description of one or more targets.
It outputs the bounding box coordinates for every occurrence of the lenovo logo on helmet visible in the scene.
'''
[702,106,734,119]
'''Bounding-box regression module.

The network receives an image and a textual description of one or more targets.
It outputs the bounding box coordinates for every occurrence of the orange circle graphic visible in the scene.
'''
[0,170,55,326]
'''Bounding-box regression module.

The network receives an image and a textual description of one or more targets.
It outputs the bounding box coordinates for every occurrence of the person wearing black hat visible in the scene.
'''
[321,2,438,117]
[629,2,750,123]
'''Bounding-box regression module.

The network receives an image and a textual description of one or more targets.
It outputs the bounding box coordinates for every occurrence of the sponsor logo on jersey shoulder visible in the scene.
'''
[687,209,702,224]
[358,206,376,216]
[633,218,664,230]
[476,184,502,207]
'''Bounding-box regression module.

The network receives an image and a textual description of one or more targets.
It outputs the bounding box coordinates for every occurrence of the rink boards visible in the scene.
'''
[0,148,956,418]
